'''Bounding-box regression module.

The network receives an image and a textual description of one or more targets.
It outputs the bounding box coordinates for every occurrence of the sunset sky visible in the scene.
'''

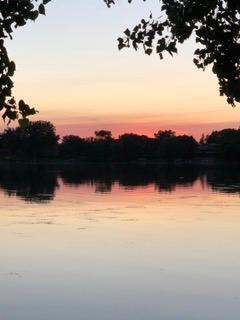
[4,0,240,139]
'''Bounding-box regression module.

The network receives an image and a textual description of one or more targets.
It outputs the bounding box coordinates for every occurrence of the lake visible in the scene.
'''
[1,164,240,320]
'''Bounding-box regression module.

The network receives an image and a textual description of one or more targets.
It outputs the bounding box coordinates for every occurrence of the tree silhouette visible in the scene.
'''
[206,128,240,160]
[0,120,59,159]
[60,135,86,158]
[23,121,59,158]
[0,0,51,124]
[118,133,153,160]
[104,0,240,106]
[95,130,113,140]
[154,130,176,141]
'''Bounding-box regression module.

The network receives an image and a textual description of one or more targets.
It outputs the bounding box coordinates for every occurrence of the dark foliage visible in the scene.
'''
[104,0,240,106]
[205,128,240,160]
[1,123,240,162]
[95,130,113,140]
[0,120,59,159]
[59,135,86,158]
[59,130,198,162]
[0,0,51,124]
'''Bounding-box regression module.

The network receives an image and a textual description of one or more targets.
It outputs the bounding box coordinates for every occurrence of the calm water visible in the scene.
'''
[1,164,240,320]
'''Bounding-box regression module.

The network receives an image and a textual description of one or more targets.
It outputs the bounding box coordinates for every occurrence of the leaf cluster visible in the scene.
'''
[104,0,240,106]
[0,0,51,125]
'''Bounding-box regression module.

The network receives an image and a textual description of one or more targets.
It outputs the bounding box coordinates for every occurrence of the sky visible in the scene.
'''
[3,0,240,139]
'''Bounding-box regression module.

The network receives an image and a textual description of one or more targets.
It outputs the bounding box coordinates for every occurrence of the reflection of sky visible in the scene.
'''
[1,177,240,320]
[4,0,240,138]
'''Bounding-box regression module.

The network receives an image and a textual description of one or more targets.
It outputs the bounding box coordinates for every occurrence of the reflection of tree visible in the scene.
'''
[95,182,113,193]
[206,166,240,194]
[154,166,199,192]
[60,164,240,195]
[60,164,199,193]
[0,164,239,203]
[0,165,58,203]
[59,165,114,193]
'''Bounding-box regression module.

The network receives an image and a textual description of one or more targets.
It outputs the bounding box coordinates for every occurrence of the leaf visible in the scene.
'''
[39,4,45,15]
[124,29,131,37]
[145,48,152,55]
[18,100,26,111]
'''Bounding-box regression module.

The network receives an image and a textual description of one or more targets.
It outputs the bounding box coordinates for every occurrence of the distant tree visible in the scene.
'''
[156,136,177,161]
[174,135,198,159]
[154,130,197,160]
[0,120,59,159]
[22,121,59,158]
[199,133,207,145]
[0,0,51,124]
[60,135,86,158]
[154,130,176,141]
[0,127,22,157]
[105,0,240,106]
[90,131,114,161]
[0,125,201,161]
[118,133,151,160]
[95,130,113,140]
[206,128,240,160]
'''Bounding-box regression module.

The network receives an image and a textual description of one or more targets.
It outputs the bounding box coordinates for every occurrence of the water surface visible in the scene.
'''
[1,164,240,320]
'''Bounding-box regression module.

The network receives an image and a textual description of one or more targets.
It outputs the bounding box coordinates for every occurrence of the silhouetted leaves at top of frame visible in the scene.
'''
[104,0,240,106]
[0,0,51,125]
[3,0,240,126]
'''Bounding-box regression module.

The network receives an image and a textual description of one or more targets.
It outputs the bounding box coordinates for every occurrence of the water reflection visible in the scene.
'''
[1,164,240,320]
[0,163,240,202]
[0,164,58,203]
[207,167,240,194]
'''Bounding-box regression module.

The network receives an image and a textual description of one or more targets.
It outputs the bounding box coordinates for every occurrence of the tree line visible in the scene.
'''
[0,121,240,162]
